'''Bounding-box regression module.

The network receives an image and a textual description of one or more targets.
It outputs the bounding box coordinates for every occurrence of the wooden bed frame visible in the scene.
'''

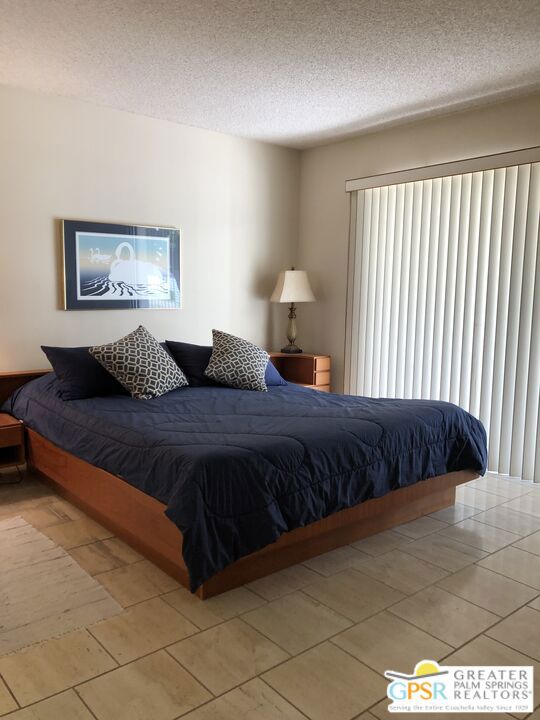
[0,370,478,599]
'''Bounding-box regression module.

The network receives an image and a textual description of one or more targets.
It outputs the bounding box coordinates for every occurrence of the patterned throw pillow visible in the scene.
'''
[204,329,269,391]
[89,326,188,399]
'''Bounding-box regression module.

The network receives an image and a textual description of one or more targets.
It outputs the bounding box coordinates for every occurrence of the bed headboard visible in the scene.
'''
[0,371,51,406]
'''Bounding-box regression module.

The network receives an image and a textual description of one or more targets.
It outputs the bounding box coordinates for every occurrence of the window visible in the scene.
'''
[345,148,540,482]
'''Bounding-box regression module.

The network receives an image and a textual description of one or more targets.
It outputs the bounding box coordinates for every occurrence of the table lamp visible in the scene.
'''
[270,268,315,353]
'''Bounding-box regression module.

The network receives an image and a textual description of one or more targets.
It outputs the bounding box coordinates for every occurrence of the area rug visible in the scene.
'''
[0,516,122,655]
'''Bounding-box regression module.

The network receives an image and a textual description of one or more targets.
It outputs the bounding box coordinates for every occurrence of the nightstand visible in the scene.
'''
[269,353,331,392]
[0,413,25,477]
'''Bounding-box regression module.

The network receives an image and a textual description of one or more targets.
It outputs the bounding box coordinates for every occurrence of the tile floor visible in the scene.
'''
[0,471,538,720]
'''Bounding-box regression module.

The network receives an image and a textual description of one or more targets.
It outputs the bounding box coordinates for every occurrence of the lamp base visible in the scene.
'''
[280,344,303,354]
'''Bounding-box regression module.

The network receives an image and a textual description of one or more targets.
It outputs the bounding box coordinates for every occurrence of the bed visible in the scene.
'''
[0,370,487,598]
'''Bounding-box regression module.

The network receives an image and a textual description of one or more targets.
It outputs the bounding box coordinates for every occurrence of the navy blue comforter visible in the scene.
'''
[5,375,487,590]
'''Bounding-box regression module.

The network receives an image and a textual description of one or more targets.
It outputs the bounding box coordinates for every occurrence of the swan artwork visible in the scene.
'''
[108,242,166,288]
[89,248,112,264]
[81,240,170,299]
[68,221,180,309]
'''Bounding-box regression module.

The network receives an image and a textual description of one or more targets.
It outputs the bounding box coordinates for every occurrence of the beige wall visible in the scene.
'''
[0,85,300,370]
[3,86,540,381]
[297,94,540,390]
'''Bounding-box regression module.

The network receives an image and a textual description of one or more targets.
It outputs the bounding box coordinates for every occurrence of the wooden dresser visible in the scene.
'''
[0,413,25,470]
[269,353,331,392]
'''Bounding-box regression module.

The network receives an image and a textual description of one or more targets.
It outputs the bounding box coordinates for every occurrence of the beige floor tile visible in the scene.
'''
[513,530,540,555]
[263,641,386,720]
[0,495,57,521]
[437,565,538,616]
[20,500,84,529]
[303,569,404,622]
[0,479,53,508]
[351,529,413,556]
[400,533,487,571]
[95,559,180,607]
[394,516,448,539]
[89,596,198,663]
[302,545,368,576]
[162,585,265,630]
[5,475,538,720]
[182,678,305,719]
[2,690,93,719]
[428,502,480,524]
[444,635,540,703]
[502,493,540,518]
[455,486,504,510]
[482,471,524,482]
[0,676,17,715]
[247,564,320,600]
[41,517,113,549]
[352,550,449,594]
[369,702,401,720]
[332,610,451,675]
[0,629,116,706]
[486,606,540,660]
[243,591,352,654]
[77,649,211,720]
[69,537,143,576]
[468,475,532,499]
[168,618,288,695]
[478,546,540,589]
[473,506,540,536]
[438,518,521,552]
[389,586,498,647]
[49,498,86,515]
[0,516,123,656]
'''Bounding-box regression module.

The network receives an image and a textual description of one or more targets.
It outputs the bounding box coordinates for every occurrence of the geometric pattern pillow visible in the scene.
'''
[204,329,269,391]
[89,325,188,399]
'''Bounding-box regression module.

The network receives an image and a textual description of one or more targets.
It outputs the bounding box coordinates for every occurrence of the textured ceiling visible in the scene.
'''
[1,0,539,148]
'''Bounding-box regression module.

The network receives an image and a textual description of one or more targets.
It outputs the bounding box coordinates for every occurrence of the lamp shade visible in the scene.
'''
[270,270,315,303]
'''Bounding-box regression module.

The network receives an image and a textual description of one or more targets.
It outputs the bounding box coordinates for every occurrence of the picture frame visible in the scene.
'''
[61,219,181,310]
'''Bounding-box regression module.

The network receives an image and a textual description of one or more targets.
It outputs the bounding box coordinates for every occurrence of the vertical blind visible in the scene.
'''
[345,152,540,482]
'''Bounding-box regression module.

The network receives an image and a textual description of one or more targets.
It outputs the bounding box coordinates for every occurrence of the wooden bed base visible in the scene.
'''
[1,370,478,599]
[25,430,475,599]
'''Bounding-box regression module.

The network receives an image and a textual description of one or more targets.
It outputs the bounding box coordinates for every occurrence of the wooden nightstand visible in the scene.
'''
[0,414,25,475]
[269,353,331,392]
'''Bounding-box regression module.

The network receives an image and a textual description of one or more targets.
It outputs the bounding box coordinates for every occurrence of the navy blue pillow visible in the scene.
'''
[165,341,287,387]
[164,341,216,387]
[41,346,127,400]
[266,356,288,386]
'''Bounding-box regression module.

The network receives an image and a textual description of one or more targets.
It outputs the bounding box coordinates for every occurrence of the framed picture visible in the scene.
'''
[61,219,181,310]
